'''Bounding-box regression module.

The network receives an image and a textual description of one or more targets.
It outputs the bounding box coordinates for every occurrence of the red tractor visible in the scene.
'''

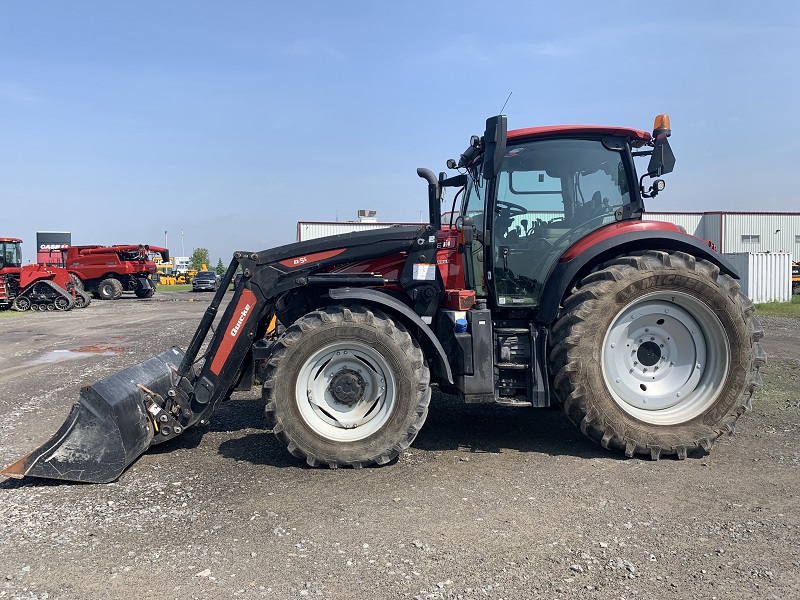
[0,237,91,312]
[62,244,169,300]
[4,114,765,483]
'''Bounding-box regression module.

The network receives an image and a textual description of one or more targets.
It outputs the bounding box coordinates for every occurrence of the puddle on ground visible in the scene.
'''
[26,342,127,365]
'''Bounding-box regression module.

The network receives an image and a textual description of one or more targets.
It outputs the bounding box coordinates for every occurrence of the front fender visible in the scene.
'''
[328,288,453,385]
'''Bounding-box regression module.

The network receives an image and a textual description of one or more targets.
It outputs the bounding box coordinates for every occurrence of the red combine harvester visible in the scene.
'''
[0,237,91,312]
[62,244,169,300]
[3,114,765,483]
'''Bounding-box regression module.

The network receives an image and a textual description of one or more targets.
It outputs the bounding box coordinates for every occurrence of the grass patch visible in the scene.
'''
[755,294,800,317]
[0,309,24,319]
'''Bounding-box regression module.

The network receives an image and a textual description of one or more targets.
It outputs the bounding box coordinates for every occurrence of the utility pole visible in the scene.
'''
[165,230,168,249]
[181,228,185,257]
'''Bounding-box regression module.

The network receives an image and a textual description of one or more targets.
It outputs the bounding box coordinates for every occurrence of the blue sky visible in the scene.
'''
[2,1,798,264]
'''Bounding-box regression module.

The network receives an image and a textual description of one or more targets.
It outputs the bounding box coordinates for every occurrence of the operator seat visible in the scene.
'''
[574,191,604,225]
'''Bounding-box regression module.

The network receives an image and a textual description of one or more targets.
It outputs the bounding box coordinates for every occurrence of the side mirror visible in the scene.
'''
[456,216,475,245]
[482,115,507,180]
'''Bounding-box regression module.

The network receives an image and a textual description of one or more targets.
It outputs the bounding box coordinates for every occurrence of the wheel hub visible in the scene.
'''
[329,368,366,406]
[295,342,394,442]
[602,293,729,425]
[636,340,662,367]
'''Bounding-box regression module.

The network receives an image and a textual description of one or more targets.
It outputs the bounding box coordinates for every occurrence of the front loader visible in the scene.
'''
[3,114,765,483]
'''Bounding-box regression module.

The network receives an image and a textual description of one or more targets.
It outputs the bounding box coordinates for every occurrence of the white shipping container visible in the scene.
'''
[723,252,792,303]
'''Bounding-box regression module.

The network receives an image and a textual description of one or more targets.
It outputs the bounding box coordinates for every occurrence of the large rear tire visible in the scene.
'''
[550,251,765,460]
[70,273,84,290]
[263,305,431,467]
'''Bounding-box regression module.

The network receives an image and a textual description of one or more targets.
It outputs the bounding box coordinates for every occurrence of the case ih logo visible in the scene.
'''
[39,244,68,250]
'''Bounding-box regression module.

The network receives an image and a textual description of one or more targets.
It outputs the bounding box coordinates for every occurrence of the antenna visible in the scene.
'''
[499,91,512,114]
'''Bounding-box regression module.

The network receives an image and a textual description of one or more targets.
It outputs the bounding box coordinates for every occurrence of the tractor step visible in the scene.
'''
[494,397,533,407]
[494,326,529,334]
[495,361,529,370]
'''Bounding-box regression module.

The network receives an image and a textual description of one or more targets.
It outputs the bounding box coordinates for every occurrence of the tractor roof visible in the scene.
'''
[508,125,651,142]
[0,237,23,243]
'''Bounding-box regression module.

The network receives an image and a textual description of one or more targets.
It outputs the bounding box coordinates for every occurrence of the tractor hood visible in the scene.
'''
[249,225,425,272]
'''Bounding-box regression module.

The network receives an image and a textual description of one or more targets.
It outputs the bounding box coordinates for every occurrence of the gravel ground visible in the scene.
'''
[0,293,798,599]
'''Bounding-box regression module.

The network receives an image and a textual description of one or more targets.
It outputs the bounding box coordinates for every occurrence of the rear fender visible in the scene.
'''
[537,230,740,325]
[328,287,453,384]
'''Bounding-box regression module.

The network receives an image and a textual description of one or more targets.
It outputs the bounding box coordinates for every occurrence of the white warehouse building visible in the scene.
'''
[645,211,800,258]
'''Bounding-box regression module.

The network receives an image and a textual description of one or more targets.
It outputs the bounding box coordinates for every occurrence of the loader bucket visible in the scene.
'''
[2,348,185,484]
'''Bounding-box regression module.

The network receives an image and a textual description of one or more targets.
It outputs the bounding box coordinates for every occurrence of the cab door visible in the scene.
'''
[485,137,633,310]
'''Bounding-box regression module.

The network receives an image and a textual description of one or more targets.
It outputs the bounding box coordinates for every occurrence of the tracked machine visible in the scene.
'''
[0,238,91,312]
[3,115,765,483]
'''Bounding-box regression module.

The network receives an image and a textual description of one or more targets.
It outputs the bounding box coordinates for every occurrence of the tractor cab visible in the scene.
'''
[453,116,674,311]
[0,238,23,271]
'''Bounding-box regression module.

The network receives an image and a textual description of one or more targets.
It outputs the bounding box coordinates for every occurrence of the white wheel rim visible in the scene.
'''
[602,291,730,425]
[295,341,396,442]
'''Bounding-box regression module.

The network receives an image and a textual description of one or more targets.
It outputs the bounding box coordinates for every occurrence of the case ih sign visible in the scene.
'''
[37,231,71,266]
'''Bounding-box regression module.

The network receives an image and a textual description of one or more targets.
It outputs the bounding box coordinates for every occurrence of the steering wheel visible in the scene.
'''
[496,200,528,217]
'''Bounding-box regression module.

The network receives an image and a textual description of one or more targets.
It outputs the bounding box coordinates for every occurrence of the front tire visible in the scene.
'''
[95,278,120,300]
[263,305,431,467]
[550,251,765,460]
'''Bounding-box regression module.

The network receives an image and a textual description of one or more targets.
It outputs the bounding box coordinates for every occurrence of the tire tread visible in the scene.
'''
[263,305,431,468]
[550,250,763,460]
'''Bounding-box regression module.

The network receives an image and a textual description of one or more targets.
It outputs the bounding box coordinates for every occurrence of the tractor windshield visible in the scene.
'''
[490,137,631,307]
[1,241,22,269]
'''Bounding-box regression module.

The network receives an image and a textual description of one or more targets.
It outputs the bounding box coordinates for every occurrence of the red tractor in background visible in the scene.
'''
[0,237,91,312]
[62,244,169,300]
